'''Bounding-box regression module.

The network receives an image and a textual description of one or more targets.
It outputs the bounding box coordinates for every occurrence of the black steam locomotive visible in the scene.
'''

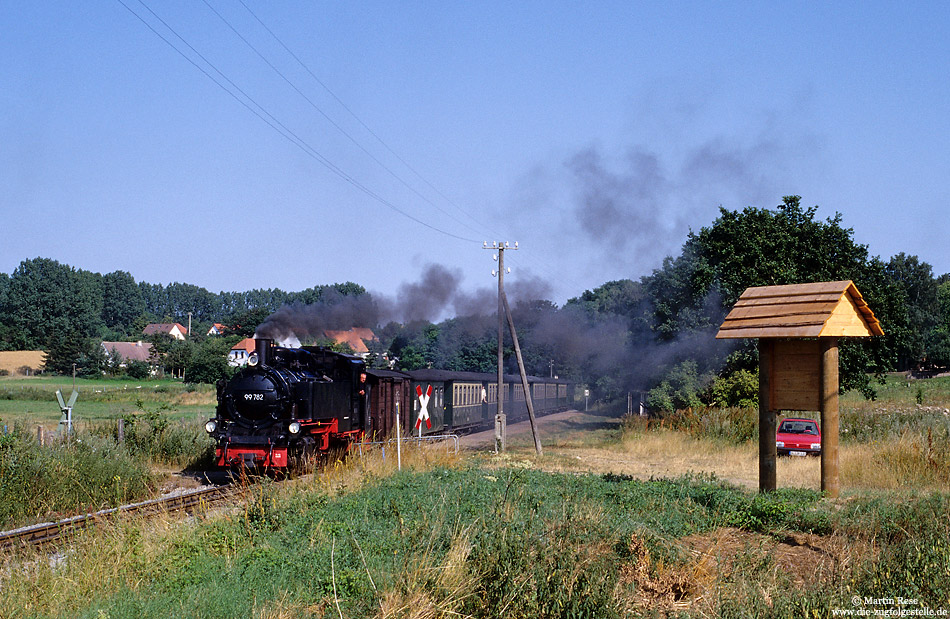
[205,338,574,468]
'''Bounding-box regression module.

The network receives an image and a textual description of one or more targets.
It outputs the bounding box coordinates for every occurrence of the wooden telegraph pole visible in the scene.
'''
[502,290,544,456]
[484,242,511,451]
[482,241,543,456]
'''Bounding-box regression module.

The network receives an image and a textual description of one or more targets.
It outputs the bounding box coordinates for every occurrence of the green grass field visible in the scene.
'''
[0,375,216,427]
[0,373,948,617]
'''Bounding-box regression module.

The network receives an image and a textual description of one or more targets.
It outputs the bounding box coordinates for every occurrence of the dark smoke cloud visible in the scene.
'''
[568,147,670,253]
[565,133,790,267]
[255,263,554,343]
[377,263,552,324]
[254,289,381,342]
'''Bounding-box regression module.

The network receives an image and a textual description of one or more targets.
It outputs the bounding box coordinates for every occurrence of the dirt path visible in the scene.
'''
[458,409,602,449]
[460,408,823,492]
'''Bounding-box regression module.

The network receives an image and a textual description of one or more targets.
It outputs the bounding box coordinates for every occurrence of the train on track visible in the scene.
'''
[204,338,575,469]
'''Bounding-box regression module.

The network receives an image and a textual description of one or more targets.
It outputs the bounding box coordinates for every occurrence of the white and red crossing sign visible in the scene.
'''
[415,384,432,430]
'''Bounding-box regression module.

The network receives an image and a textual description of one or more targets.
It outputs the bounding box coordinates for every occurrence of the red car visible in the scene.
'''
[776,418,821,456]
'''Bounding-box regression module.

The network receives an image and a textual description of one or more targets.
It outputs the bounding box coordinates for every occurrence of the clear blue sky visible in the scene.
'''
[2,1,948,308]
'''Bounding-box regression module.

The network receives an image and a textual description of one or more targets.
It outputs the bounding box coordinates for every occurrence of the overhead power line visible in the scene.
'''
[235,0,500,239]
[116,0,480,243]
[203,0,487,238]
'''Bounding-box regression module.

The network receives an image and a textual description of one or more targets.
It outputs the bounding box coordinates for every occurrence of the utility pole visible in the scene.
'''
[484,241,515,452]
[187,312,192,339]
[501,290,543,456]
[483,241,543,456]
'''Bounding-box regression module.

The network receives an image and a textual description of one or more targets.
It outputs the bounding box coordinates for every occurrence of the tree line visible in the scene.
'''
[2,197,948,408]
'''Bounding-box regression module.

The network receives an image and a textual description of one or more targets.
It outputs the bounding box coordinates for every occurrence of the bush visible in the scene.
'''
[126,359,151,379]
[654,406,758,443]
[646,360,708,413]
[88,411,214,468]
[0,426,153,528]
[709,368,758,409]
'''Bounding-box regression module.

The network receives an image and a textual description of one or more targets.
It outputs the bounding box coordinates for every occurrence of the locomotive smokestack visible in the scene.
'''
[255,338,273,366]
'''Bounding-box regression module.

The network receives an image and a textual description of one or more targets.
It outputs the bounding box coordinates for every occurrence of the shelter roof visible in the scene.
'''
[716,280,883,339]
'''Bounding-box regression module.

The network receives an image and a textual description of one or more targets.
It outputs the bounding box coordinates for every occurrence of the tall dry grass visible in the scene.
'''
[291,437,464,498]
[376,525,476,619]
[841,429,950,490]
[0,512,186,616]
[532,413,950,493]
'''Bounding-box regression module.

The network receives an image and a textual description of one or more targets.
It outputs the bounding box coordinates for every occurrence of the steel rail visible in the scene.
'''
[0,484,245,550]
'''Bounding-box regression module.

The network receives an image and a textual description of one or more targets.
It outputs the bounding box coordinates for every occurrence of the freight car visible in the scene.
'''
[205,338,574,468]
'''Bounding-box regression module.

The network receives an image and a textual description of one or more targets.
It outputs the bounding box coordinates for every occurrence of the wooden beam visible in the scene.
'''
[717,325,825,339]
[820,338,840,498]
[759,340,777,492]
[732,293,844,307]
[726,301,839,319]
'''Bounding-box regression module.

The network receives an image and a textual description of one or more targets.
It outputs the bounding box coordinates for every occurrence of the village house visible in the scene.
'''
[323,327,377,356]
[101,341,153,368]
[228,338,257,367]
[142,323,188,340]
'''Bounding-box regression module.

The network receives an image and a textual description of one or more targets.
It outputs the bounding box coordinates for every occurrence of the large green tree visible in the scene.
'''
[926,281,950,367]
[642,196,910,397]
[0,273,11,351]
[101,270,145,335]
[884,253,939,369]
[1,258,104,353]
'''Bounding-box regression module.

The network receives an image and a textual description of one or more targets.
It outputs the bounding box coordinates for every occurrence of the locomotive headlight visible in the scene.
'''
[247,353,259,367]
[288,422,301,434]
[205,420,217,434]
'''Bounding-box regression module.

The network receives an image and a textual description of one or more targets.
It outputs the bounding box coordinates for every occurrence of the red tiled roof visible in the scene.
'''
[232,337,257,353]
[143,323,188,336]
[323,328,377,354]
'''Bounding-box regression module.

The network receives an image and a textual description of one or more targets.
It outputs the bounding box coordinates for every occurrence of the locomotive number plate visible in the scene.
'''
[244,393,265,401]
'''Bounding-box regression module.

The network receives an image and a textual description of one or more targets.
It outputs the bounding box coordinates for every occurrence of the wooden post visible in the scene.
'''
[758,340,777,492]
[118,418,125,444]
[502,290,543,456]
[820,338,840,498]
[495,245,506,453]
[37,425,45,447]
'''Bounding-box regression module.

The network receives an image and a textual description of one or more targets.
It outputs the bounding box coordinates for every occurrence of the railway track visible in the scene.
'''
[0,484,246,550]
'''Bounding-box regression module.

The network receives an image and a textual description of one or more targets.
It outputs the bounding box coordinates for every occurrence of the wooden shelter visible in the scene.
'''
[717,281,883,496]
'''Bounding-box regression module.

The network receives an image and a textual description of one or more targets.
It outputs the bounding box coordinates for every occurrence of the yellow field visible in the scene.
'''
[0,351,46,375]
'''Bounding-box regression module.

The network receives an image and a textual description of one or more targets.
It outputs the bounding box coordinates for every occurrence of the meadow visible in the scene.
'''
[0,376,216,528]
[0,376,216,426]
[0,373,947,617]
